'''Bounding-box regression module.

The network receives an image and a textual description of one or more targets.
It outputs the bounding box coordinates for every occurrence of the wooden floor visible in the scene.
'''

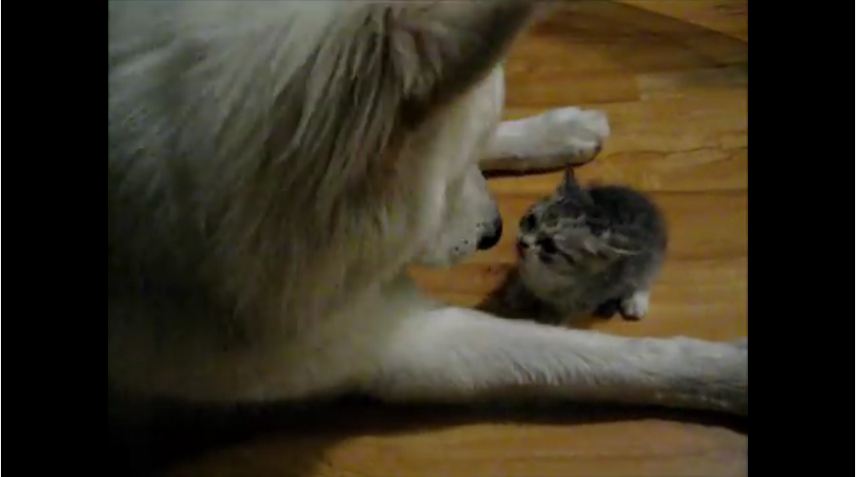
[167,2,748,476]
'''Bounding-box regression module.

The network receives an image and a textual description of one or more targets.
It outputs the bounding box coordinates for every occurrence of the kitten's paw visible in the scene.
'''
[538,107,610,166]
[620,291,650,320]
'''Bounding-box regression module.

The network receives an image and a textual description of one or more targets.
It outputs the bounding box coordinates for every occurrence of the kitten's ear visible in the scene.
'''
[384,2,538,123]
[560,166,576,195]
[556,166,593,205]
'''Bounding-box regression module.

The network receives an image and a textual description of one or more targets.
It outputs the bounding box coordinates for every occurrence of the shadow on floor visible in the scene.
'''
[110,394,747,477]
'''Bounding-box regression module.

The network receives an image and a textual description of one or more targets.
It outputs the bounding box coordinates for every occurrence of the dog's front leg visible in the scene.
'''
[364,306,747,415]
[480,108,611,173]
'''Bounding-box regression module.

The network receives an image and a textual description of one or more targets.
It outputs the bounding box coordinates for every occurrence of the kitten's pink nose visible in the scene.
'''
[516,239,528,256]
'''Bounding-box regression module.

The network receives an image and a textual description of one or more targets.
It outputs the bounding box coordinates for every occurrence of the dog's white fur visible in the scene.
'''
[108,2,747,414]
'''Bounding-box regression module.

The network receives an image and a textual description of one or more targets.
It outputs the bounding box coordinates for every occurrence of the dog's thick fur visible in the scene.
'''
[109,2,747,414]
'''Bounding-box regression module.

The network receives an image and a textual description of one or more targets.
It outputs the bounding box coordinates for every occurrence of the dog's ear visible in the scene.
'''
[269,2,539,202]
[384,1,538,124]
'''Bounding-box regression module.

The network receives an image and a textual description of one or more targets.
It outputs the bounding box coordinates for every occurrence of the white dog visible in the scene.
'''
[108,2,747,415]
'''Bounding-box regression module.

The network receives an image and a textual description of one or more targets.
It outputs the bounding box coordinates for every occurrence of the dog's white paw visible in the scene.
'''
[620,290,649,320]
[716,346,748,415]
[670,337,748,415]
[724,343,748,414]
[537,107,610,165]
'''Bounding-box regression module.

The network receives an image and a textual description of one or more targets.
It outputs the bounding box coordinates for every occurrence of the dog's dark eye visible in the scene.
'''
[520,213,536,230]
[537,237,558,254]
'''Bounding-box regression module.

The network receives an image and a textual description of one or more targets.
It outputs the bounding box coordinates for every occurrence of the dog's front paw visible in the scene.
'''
[725,344,748,415]
[707,339,748,415]
[673,337,748,415]
[538,107,610,165]
[730,337,748,351]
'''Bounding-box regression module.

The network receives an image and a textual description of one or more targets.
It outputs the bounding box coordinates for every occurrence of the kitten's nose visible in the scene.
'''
[516,239,529,256]
[477,218,503,250]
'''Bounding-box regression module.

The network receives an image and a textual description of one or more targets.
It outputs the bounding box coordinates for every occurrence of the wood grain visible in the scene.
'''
[166,2,748,476]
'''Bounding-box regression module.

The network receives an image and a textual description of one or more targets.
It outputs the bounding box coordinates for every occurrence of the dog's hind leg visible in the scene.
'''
[363,306,747,415]
[480,107,611,173]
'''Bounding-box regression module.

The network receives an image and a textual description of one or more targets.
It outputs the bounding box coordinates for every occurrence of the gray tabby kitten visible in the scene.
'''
[502,168,667,324]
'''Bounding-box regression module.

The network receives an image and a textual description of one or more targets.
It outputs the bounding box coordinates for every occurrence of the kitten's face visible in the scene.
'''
[516,176,615,282]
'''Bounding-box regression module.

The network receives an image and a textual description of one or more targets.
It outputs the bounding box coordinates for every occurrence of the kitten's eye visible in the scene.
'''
[543,211,557,224]
[537,237,558,254]
[521,213,536,230]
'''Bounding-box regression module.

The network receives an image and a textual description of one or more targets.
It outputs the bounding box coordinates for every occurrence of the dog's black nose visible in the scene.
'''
[477,218,503,250]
